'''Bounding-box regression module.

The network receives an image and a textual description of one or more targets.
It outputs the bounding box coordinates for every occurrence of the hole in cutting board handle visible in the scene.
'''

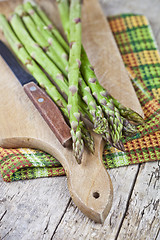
[93,191,100,199]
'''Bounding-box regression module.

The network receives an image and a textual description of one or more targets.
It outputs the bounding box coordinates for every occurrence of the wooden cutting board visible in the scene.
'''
[0,0,143,223]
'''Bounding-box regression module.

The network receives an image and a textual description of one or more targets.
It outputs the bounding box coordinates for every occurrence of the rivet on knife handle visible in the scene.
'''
[24,82,72,147]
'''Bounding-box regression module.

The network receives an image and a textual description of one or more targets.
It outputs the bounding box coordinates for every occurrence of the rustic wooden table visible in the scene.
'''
[0,0,159,239]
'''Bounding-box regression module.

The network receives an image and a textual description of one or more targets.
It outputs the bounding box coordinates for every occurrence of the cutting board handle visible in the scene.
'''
[0,55,113,223]
[66,135,113,223]
[1,134,113,223]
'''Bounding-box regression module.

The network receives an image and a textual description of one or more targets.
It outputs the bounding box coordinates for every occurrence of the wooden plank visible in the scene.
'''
[0,0,74,237]
[50,0,160,239]
[51,167,159,240]
[0,52,113,223]
[52,166,140,240]
[0,0,143,226]
[117,162,160,240]
[0,176,71,240]
[0,0,159,239]
[0,0,116,223]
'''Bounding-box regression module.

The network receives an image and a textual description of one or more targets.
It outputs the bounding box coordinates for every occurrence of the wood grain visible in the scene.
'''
[0,0,159,239]
[0,0,133,224]
[0,53,113,223]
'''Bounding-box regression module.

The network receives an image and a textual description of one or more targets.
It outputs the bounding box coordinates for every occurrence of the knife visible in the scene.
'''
[0,40,71,147]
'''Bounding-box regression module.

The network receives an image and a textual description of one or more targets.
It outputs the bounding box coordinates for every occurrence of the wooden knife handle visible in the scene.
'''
[24,82,72,148]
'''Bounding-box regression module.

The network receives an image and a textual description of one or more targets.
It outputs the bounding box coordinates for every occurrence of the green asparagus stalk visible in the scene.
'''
[56,0,70,39]
[9,14,69,96]
[9,13,90,119]
[80,47,144,125]
[77,73,111,141]
[81,124,94,153]
[34,1,70,52]
[0,14,68,115]
[57,0,144,129]
[15,5,68,77]
[56,0,124,146]
[9,13,93,160]
[26,1,112,143]
[19,5,106,140]
[67,0,84,162]
[122,118,138,137]
[23,2,69,73]
[0,14,94,153]
[80,49,124,145]
[28,1,143,137]
[56,0,70,41]
[22,2,97,123]
[14,6,93,124]
[109,98,144,124]
[56,0,144,125]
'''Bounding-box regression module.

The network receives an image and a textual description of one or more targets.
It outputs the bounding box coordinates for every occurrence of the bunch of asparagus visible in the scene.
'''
[0,0,144,163]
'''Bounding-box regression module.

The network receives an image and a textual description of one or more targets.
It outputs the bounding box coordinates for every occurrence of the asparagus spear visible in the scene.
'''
[28,1,143,137]
[80,48,144,124]
[56,0,124,146]
[80,48,124,145]
[11,9,105,129]
[34,1,70,52]
[77,73,111,141]
[67,0,84,162]
[109,98,144,124]
[0,13,94,153]
[15,5,68,77]
[25,2,111,143]
[14,7,93,123]
[9,13,90,117]
[23,2,69,73]
[22,2,91,119]
[9,13,93,160]
[56,0,70,41]
[56,0,144,124]
[122,119,138,137]
[56,0,70,39]
[16,4,106,135]
[11,8,109,135]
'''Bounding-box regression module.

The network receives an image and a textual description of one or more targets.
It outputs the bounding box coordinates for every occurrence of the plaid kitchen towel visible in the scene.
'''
[0,14,160,182]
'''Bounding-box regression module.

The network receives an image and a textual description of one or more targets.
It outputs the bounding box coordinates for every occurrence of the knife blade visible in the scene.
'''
[0,40,71,147]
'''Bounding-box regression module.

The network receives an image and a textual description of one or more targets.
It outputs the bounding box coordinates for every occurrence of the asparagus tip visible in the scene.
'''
[73,139,84,164]
[113,140,125,152]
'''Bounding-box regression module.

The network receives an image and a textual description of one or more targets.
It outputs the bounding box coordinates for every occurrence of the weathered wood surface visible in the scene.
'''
[0,0,160,240]
[0,53,113,224]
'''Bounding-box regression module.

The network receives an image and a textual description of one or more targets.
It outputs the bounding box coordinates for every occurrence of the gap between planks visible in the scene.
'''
[114,164,141,240]
[50,198,72,240]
